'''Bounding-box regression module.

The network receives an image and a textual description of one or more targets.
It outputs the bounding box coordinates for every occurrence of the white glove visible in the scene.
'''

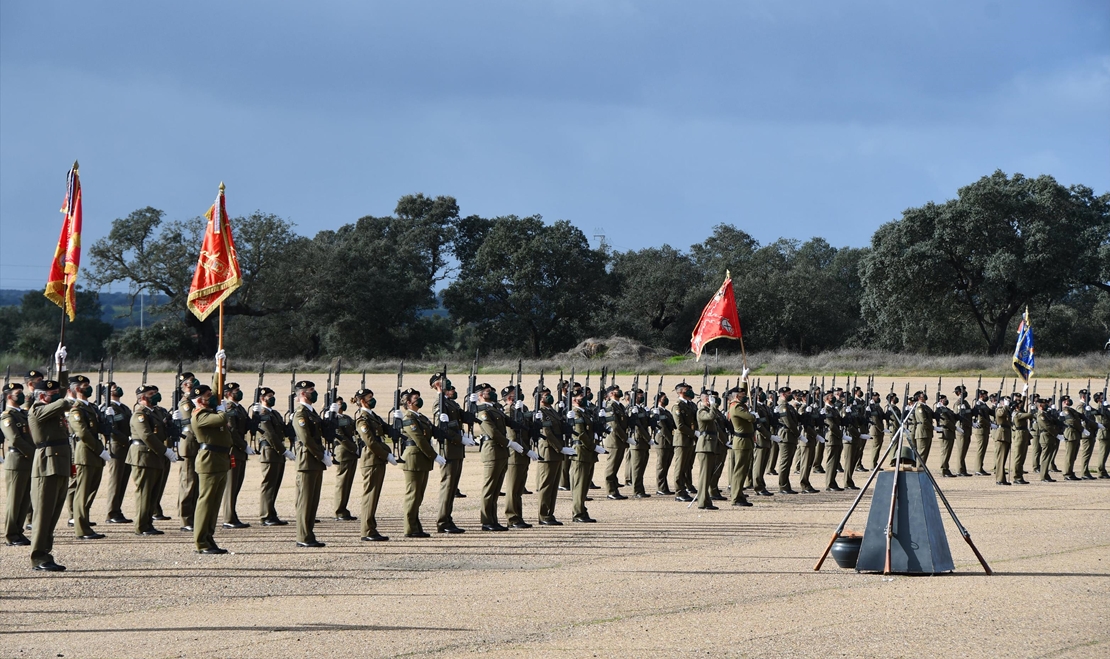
[216,404,227,412]
[860,433,871,440]
[172,409,182,420]
[215,348,227,364]
[843,437,852,444]
[245,446,256,455]
[1085,406,1092,412]
[439,413,450,423]
[1056,434,1065,441]
[805,406,813,413]
[387,453,398,465]
[526,449,539,461]
[434,454,447,467]
[322,451,333,467]
[468,393,478,403]
[817,435,826,444]
[628,405,639,414]
[534,412,544,421]
[507,440,524,453]
[770,434,781,443]
[598,409,607,418]
[567,412,576,421]
[934,426,943,433]
[594,445,607,454]
[514,400,524,410]
[164,448,178,462]
[560,446,577,455]
[283,449,295,461]
[741,367,749,381]
[251,403,261,413]
[99,449,111,461]
[629,438,638,447]
[0,454,4,464]
[55,343,68,363]
[392,410,403,420]
[462,434,477,447]
[799,436,809,445]
[1022,383,1028,394]
[329,402,339,414]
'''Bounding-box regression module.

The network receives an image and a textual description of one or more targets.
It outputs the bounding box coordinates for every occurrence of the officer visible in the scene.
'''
[694,389,721,510]
[1011,393,1034,484]
[329,396,358,521]
[820,392,844,491]
[292,380,329,547]
[993,395,1014,485]
[130,385,176,535]
[795,389,820,493]
[2,383,33,546]
[221,382,252,529]
[969,389,992,475]
[431,372,472,534]
[568,386,603,522]
[534,384,573,525]
[951,387,972,476]
[173,372,200,531]
[726,387,754,507]
[650,390,676,495]
[27,349,73,572]
[253,386,292,525]
[599,384,629,500]
[555,380,572,492]
[1035,398,1058,482]
[354,388,397,541]
[191,384,233,554]
[398,387,446,537]
[22,370,45,410]
[934,395,959,477]
[670,382,697,502]
[774,387,800,494]
[102,382,133,524]
[626,387,652,498]
[841,396,863,489]
[67,375,108,539]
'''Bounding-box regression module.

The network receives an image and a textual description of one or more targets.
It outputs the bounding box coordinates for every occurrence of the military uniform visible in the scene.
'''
[796,399,819,492]
[992,401,1013,484]
[935,402,959,476]
[1011,403,1034,483]
[569,402,599,521]
[221,399,250,526]
[293,401,327,545]
[651,402,676,494]
[694,401,720,509]
[911,401,934,469]
[476,400,511,528]
[503,399,535,526]
[129,399,168,534]
[840,401,863,488]
[331,409,358,520]
[177,396,199,526]
[820,401,843,490]
[670,394,697,500]
[601,397,629,497]
[1037,407,1060,481]
[1060,404,1084,479]
[28,374,73,568]
[953,396,973,475]
[866,398,887,470]
[254,403,289,523]
[150,404,174,520]
[727,399,754,506]
[356,405,392,539]
[102,397,132,522]
[193,406,233,552]
[750,398,773,495]
[432,390,467,532]
[2,400,33,545]
[1078,396,1099,478]
[534,404,567,523]
[626,401,651,497]
[400,406,438,536]
[774,396,800,493]
[1093,397,1109,478]
[970,396,992,475]
[68,396,105,537]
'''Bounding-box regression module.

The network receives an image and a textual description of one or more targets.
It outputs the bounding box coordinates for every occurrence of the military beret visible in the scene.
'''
[778,386,791,393]
[500,386,513,397]
[295,380,315,391]
[191,385,212,398]
[70,374,91,385]
[954,386,965,394]
[259,387,275,396]
[447,385,457,392]
[709,390,719,397]
[179,372,196,382]
[37,380,61,392]
[1094,392,1103,401]
[477,382,493,391]
[1079,389,1089,395]
[25,370,44,380]
[533,385,550,395]
[3,382,24,393]
[223,382,240,392]
[988,393,998,400]
[938,394,948,402]
[674,381,689,391]
[354,388,373,398]
[401,388,420,398]
[136,384,158,395]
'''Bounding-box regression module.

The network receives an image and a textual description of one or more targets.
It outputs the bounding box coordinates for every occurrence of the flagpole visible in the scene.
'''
[217,302,225,395]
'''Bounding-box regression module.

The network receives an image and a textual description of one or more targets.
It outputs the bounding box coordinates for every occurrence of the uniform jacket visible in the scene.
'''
[293,402,327,472]
[535,406,565,462]
[400,408,437,472]
[69,399,105,466]
[570,404,598,463]
[356,407,392,468]
[2,406,34,473]
[477,403,510,464]
[253,405,288,462]
[127,403,166,470]
[432,394,466,461]
[194,408,233,474]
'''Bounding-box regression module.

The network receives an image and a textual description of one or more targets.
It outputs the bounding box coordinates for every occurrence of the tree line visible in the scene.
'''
[1,170,1107,364]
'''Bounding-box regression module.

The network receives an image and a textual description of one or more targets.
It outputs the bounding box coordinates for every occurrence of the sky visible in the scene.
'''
[1,0,1108,292]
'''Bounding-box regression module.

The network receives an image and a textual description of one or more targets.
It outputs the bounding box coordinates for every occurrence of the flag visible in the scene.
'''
[690,271,743,360]
[44,161,83,321]
[1012,307,1034,383]
[186,183,242,321]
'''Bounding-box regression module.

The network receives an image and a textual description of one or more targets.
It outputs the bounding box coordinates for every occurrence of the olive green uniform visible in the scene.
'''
[193,407,233,551]
[222,401,249,525]
[477,403,511,526]
[1079,400,1099,478]
[970,398,992,474]
[356,407,392,537]
[694,403,720,508]
[400,408,438,535]
[601,399,628,496]
[992,403,1013,483]
[534,405,566,522]
[652,405,676,493]
[774,398,800,491]
[432,394,466,531]
[177,397,199,526]
[797,402,819,491]
[750,400,773,492]
[128,402,168,533]
[953,397,973,475]
[840,402,862,488]
[102,399,132,521]
[569,404,598,520]
[1060,406,1084,478]
[1037,409,1060,481]
[727,401,754,505]
[1012,406,1034,482]
[912,403,934,469]
[1093,402,1109,478]
[626,403,651,496]
[934,404,958,475]
[254,404,288,522]
[331,411,358,519]
[820,403,843,489]
[671,397,696,498]
[504,402,535,524]
[2,405,34,544]
[293,403,327,543]
[68,399,105,537]
[866,400,887,470]
[28,373,72,567]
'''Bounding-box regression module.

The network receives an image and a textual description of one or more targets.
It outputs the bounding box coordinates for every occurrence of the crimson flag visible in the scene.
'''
[44,161,82,321]
[186,183,242,321]
[690,271,742,360]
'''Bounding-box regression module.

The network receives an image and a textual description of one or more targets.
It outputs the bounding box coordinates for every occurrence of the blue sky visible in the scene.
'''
[1,0,1107,291]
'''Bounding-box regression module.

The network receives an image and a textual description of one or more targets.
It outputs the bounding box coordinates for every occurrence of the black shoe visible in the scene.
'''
[481,524,508,532]
[997,481,1011,486]
[755,490,774,497]
[731,500,753,507]
[558,486,569,491]
[632,493,651,499]
[813,467,825,474]
[1082,474,1096,480]
[697,504,719,510]
[656,489,674,495]
[825,486,843,492]
[139,529,164,536]
[845,485,860,491]
[607,493,627,500]
[539,518,563,526]
[1064,474,1080,481]
[510,521,533,529]
[1099,473,1110,479]
[455,489,467,498]
[296,541,326,548]
[24,524,32,531]
[153,514,172,521]
[334,515,357,521]
[778,488,797,495]
[1050,467,1061,473]
[33,561,66,572]
[589,483,600,490]
[941,470,955,478]
[180,526,194,532]
[361,533,389,541]
[768,469,778,476]
[106,517,132,524]
[67,519,74,526]
[1014,478,1029,484]
[198,547,228,555]
[585,497,593,502]
[674,494,694,502]
[523,489,533,495]
[856,466,868,472]
[499,492,505,496]
[571,515,596,523]
[405,532,431,538]
[77,533,105,540]
[688,486,698,494]
[262,519,289,526]
[222,522,251,529]
[5,536,31,546]
[958,471,972,477]
[975,470,990,476]
[711,494,727,501]
[438,525,465,534]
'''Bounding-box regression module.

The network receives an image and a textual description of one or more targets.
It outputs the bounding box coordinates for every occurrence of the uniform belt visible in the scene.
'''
[34,439,69,449]
[199,443,231,453]
[734,432,753,438]
[403,439,417,448]
[130,439,146,446]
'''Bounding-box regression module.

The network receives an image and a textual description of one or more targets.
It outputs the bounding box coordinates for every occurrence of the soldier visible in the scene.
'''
[503,385,538,528]
[1036,398,1059,482]
[191,385,233,554]
[475,384,516,531]
[840,396,863,489]
[535,384,573,525]
[795,389,820,493]
[291,380,329,547]
[27,349,73,571]
[353,388,397,541]
[568,386,603,522]
[556,380,572,492]
[820,392,844,491]
[398,387,446,537]
[951,387,973,476]
[866,392,887,471]
[726,387,754,507]
[934,395,959,477]
[626,388,652,498]
[670,382,697,502]
[21,370,45,410]
[1077,389,1099,479]
[774,387,800,494]
[130,385,176,536]
[221,382,252,529]
[1059,396,1084,481]
[253,386,293,525]
[694,389,721,510]
[910,391,934,470]
[709,392,729,501]
[329,396,358,521]
[651,390,676,495]
[599,385,629,500]
[969,389,993,475]
[431,372,472,534]
[992,395,1014,485]
[1011,393,1034,484]
[1093,392,1109,479]
[66,375,108,539]
[102,382,132,524]
[2,383,33,546]
[173,372,200,531]
[750,390,774,497]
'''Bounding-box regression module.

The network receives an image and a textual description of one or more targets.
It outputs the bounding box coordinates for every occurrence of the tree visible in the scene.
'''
[860,171,1110,354]
[444,216,608,357]
[603,246,701,350]
[9,289,112,363]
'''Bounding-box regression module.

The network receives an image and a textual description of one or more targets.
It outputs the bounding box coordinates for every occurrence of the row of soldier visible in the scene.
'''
[4,355,1108,571]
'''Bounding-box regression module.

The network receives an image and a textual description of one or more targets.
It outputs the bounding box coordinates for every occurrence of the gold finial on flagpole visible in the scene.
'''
[72,160,79,171]
[219,181,225,193]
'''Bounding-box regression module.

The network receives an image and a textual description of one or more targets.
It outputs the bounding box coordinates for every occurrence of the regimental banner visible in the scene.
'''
[1012,307,1034,383]
[186,183,242,321]
[44,162,83,321]
[690,272,743,361]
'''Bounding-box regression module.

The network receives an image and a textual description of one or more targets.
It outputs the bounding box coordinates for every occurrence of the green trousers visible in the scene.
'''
[994,440,1011,483]
[360,462,386,537]
[654,443,674,492]
[603,448,624,495]
[296,470,322,543]
[695,452,713,507]
[259,458,285,521]
[178,456,198,526]
[73,461,104,536]
[776,442,797,491]
[796,440,815,490]
[505,461,529,524]
[402,469,429,535]
[672,445,693,494]
[728,445,752,504]
[436,458,463,530]
[195,470,228,551]
[222,452,246,524]
[535,456,561,521]
[1012,432,1030,480]
[824,442,842,489]
[628,447,649,495]
[480,458,508,526]
[132,465,164,533]
[333,459,356,518]
[4,468,32,543]
[1062,439,1080,477]
[30,472,67,567]
[570,459,593,519]
[105,453,131,520]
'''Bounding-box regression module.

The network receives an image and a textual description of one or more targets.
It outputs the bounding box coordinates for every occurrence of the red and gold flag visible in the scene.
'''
[44,161,83,321]
[186,183,242,321]
[690,271,743,360]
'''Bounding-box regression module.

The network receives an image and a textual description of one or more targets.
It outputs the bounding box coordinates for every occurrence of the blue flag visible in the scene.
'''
[1012,308,1034,383]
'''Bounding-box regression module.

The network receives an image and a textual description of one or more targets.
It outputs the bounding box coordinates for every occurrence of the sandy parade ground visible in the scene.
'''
[1,371,1107,658]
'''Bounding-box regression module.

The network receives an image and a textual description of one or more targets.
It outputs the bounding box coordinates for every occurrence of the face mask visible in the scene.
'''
[232,390,243,402]
[368,397,377,409]
[542,394,554,405]
[207,395,219,409]
[414,397,424,408]
[150,392,162,405]
[191,379,200,389]
[684,390,694,400]
[444,379,452,389]
[265,396,276,407]
[113,387,123,398]
[660,398,669,407]
[50,392,63,403]
[14,392,26,406]
[308,391,319,404]
[339,402,347,413]
[81,385,93,398]
[586,392,594,401]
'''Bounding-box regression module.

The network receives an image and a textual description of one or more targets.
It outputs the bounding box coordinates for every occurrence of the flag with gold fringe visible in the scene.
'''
[186,183,242,321]
[44,161,82,321]
[690,271,743,361]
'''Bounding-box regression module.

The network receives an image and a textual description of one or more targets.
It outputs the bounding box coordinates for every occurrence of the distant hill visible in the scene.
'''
[0,289,170,329]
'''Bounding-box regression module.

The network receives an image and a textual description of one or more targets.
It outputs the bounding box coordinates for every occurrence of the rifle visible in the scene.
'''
[466,350,479,435]
[95,361,105,406]
[361,370,367,391]
[392,361,405,460]
[584,370,591,406]
[786,375,791,389]
[3,365,9,388]
[327,359,342,449]
[701,365,709,395]
[532,369,545,457]
[251,361,266,452]
[937,376,942,399]
[774,373,779,394]
[564,367,576,447]
[975,375,982,398]
[142,359,149,386]
[436,363,448,454]
[514,359,527,457]
[284,368,297,440]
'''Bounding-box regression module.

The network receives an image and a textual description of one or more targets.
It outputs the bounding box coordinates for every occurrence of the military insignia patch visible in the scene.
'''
[2,418,9,426]
[298,419,306,427]
[136,414,145,422]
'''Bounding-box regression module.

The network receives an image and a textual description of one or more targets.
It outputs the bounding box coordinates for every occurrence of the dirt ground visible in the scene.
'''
[1,371,1106,658]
